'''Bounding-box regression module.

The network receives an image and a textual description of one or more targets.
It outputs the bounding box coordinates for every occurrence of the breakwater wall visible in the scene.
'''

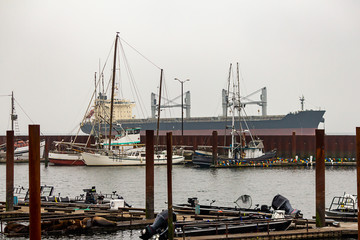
[0,134,355,158]
[151,134,356,159]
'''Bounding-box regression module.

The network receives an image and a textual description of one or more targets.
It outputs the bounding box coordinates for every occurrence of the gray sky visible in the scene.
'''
[0,0,359,135]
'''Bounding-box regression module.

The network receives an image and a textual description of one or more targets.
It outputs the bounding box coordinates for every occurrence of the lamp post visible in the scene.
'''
[174,78,189,140]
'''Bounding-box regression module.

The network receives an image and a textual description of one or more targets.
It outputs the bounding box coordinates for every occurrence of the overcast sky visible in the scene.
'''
[0,0,359,135]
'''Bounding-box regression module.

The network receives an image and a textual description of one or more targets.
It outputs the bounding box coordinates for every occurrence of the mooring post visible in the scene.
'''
[212,131,218,165]
[145,130,154,219]
[6,130,14,211]
[44,138,49,168]
[315,129,325,227]
[292,131,296,158]
[29,125,41,239]
[356,127,360,240]
[166,132,174,240]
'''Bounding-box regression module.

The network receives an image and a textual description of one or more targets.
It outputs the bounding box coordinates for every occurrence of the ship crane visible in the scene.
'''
[151,91,191,118]
[222,87,267,117]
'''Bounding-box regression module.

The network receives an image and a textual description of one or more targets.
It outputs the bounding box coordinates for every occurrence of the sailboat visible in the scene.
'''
[192,63,276,167]
[0,92,45,161]
[81,33,184,166]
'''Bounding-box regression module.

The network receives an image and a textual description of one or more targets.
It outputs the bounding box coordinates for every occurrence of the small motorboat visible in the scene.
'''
[325,193,357,218]
[140,194,301,239]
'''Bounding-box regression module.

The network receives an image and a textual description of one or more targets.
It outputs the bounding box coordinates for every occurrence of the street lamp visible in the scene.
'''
[174,78,190,139]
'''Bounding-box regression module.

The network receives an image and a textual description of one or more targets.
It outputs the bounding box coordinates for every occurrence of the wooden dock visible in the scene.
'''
[0,202,358,239]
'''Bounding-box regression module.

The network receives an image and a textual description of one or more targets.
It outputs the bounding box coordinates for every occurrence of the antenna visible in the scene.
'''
[299,95,305,111]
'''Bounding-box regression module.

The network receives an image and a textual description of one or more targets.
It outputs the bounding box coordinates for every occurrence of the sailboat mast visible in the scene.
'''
[156,69,163,151]
[11,91,14,131]
[236,63,242,149]
[224,63,232,147]
[230,72,236,159]
[108,33,119,150]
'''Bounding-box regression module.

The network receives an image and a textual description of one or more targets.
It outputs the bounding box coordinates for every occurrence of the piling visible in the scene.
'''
[212,131,218,165]
[292,131,296,157]
[166,132,174,240]
[356,127,360,240]
[315,129,325,227]
[44,138,49,167]
[6,130,14,211]
[145,130,154,219]
[29,125,41,239]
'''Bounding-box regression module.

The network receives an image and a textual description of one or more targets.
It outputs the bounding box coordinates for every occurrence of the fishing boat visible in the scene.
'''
[325,193,357,218]
[192,63,276,168]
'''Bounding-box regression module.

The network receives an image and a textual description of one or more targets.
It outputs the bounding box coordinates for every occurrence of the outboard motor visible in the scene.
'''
[139,209,177,240]
[83,186,98,204]
[271,194,302,217]
[187,197,198,207]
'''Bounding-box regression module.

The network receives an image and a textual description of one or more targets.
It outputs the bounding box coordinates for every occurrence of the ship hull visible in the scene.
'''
[80,110,325,136]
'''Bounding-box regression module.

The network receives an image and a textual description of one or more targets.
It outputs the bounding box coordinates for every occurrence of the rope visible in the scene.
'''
[120,36,162,70]
[13,99,45,136]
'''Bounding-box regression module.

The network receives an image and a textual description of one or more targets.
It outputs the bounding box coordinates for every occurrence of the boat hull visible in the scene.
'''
[82,152,185,166]
[80,110,325,136]
[174,219,292,237]
[14,140,46,160]
[192,151,276,168]
[48,152,85,166]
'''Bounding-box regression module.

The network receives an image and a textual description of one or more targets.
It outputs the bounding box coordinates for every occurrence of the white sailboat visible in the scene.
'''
[81,33,184,166]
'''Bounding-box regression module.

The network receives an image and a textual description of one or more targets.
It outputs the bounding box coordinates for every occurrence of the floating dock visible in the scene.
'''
[0,202,358,239]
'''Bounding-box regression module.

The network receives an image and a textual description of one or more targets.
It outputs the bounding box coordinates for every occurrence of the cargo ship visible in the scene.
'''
[80,89,325,136]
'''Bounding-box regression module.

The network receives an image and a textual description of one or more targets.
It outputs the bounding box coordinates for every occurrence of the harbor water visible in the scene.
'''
[0,163,357,239]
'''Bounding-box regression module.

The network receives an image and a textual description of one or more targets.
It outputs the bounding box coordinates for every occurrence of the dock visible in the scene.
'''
[1,201,358,239]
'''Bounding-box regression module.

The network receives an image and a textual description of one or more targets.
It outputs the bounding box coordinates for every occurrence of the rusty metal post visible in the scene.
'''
[29,125,41,239]
[145,130,154,219]
[167,132,174,240]
[212,131,218,165]
[315,129,325,227]
[356,127,360,240]
[292,131,296,158]
[6,130,14,211]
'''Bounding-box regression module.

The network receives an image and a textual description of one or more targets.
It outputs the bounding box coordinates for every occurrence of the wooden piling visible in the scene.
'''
[356,127,360,240]
[145,130,154,219]
[6,130,14,211]
[44,138,49,167]
[212,131,218,165]
[315,129,325,228]
[292,131,296,157]
[29,125,41,239]
[167,132,174,240]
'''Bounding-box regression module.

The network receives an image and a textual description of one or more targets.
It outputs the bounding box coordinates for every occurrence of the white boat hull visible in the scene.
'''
[14,140,46,160]
[82,152,184,166]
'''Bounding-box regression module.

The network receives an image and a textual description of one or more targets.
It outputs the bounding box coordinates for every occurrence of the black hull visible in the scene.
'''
[192,151,276,168]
